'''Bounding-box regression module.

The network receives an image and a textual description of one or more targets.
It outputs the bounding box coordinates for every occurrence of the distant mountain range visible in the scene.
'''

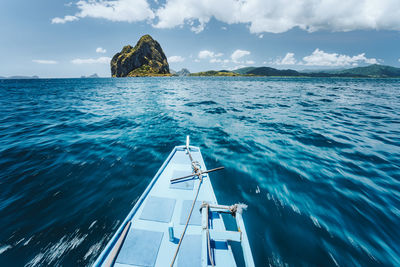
[190,64,400,78]
[0,75,39,79]
[234,64,400,77]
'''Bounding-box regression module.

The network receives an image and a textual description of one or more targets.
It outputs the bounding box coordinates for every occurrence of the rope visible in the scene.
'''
[170,138,222,266]
[170,174,202,267]
[170,143,202,267]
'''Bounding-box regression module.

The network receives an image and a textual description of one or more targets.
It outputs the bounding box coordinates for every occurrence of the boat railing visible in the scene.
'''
[201,203,255,267]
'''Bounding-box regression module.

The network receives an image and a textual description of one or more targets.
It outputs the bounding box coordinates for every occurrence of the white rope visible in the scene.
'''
[170,175,202,267]
[170,137,223,266]
[170,141,202,267]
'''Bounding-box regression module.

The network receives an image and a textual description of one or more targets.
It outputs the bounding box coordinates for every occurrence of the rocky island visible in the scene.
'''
[111,34,170,77]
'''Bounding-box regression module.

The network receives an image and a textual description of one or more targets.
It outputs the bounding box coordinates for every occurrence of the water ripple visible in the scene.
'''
[0,77,399,266]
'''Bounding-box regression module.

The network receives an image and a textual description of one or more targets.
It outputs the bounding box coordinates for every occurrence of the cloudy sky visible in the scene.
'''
[1,0,400,77]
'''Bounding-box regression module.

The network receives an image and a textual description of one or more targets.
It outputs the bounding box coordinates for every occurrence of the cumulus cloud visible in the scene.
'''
[52,0,154,24]
[274,52,297,65]
[32,59,58,64]
[303,49,378,66]
[231,49,250,63]
[168,55,185,62]
[153,0,400,33]
[96,47,107,53]
[53,0,400,34]
[71,57,111,64]
[51,15,78,24]
[197,49,253,65]
[198,50,223,59]
[209,58,230,63]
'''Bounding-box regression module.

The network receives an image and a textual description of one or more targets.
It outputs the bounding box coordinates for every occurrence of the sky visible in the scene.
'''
[1,0,400,78]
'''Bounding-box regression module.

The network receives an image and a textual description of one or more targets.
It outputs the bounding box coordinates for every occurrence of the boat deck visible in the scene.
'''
[96,146,237,267]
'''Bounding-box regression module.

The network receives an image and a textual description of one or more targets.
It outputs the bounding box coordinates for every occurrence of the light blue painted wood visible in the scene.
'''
[94,145,241,267]
[115,229,163,266]
[180,200,202,226]
[177,235,202,267]
[140,196,176,223]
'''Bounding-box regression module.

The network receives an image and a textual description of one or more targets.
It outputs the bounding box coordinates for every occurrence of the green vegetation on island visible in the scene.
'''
[189,70,243,76]
[190,64,400,78]
[109,35,400,78]
[111,34,170,77]
[335,64,400,77]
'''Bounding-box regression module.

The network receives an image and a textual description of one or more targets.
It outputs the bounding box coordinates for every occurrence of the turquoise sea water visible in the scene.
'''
[0,77,399,266]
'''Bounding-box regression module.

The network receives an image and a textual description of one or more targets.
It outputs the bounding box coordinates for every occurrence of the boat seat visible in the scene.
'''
[180,200,202,226]
[115,229,163,267]
[170,169,195,190]
[178,235,202,267]
[140,196,176,223]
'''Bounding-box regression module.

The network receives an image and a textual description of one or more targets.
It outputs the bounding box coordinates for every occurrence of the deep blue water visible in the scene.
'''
[0,77,399,266]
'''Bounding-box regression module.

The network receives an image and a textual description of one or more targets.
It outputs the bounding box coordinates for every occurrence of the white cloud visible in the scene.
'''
[210,58,230,63]
[197,49,253,65]
[152,0,400,33]
[53,0,400,35]
[71,57,111,64]
[246,60,255,65]
[51,15,78,24]
[274,52,297,65]
[96,47,107,53]
[303,49,378,66]
[198,50,223,59]
[168,55,185,62]
[32,59,58,64]
[231,49,250,63]
[398,58,400,62]
[52,0,154,24]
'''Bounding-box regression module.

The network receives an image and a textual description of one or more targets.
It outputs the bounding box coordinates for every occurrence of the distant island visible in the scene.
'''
[109,35,400,78]
[190,64,400,78]
[81,73,99,78]
[111,35,170,77]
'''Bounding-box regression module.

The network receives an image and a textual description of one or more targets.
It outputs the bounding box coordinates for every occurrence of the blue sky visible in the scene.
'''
[1,0,400,78]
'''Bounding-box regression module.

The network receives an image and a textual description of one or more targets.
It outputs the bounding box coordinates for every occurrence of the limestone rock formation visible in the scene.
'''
[111,35,170,77]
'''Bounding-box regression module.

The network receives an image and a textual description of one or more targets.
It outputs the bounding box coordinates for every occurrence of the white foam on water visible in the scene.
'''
[23,236,33,246]
[329,252,339,266]
[291,204,301,214]
[0,245,12,254]
[25,231,87,266]
[83,236,106,261]
[89,220,97,230]
[310,215,321,228]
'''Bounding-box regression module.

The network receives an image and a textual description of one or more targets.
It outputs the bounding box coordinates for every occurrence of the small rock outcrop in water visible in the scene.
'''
[81,73,99,78]
[176,68,190,76]
[111,34,170,77]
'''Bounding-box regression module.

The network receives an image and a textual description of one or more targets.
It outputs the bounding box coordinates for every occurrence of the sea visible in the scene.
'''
[0,77,399,266]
